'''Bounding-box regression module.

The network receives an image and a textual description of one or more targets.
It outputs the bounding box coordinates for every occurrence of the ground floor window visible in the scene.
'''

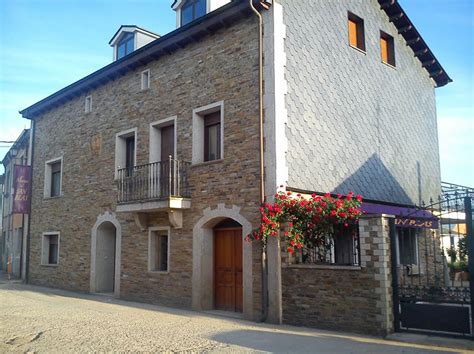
[41,233,59,265]
[397,227,418,265]
[148,227,169,272]
[299,223,360,266]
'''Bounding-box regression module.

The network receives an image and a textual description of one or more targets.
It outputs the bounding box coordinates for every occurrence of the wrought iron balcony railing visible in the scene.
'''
[117,159,191,204]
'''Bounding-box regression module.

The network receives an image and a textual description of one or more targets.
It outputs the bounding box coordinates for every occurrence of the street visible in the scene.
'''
[0,276,471,353]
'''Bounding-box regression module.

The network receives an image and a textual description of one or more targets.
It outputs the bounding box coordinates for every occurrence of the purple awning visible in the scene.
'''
[361,202,438,229]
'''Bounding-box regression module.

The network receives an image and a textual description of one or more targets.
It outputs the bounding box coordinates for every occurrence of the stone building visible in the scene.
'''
[19,0,450,335]
[1,129,31,278]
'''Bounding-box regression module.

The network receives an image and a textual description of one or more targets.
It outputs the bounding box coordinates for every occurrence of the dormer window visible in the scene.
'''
[181,0,206,26]
[117,32,134,60]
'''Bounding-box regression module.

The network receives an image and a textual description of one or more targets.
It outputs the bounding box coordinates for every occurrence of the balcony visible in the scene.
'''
[116,159,191,229]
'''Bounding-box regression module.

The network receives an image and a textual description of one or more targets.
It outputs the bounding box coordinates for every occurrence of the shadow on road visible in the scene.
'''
[211,329,457,354]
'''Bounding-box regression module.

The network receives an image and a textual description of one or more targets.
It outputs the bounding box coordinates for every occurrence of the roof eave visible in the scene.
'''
[378,0,452,87]
[20,0,259,120]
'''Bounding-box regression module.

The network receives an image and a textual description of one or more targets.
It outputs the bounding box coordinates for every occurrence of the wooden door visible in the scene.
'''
[214,228,243,312]
[160,125,174,161]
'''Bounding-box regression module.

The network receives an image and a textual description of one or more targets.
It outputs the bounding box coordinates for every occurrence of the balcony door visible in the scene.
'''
[160,125,175,196]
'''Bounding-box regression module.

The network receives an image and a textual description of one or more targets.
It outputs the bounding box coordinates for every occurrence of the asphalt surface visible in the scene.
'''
[0,275,471,353]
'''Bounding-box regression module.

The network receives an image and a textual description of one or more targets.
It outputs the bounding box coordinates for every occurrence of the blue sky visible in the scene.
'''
[0,0,472,186]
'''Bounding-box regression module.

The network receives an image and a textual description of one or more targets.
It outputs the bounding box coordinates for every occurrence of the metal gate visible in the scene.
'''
[391,182,474,337]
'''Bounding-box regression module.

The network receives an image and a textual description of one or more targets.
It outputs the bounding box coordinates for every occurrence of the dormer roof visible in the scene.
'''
[109,25,160,47]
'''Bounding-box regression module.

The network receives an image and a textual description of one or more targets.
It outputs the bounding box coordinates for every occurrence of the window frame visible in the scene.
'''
[149,116,178,163]
[396,227,419,266]
[148,226,171,273]
[44,157,63,198]
[85,95,92,113]
[116,32,135,60]
[380,31,396,67]
[41,232,60,266]
[180,0,207,26]
[348,12,366,52]
[115,128,137,179]
[141,69,150,90]
[192,101,224,165]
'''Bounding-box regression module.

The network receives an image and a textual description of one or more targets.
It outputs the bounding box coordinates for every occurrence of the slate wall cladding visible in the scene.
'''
[278,0,441,205]
[28,16,262,317]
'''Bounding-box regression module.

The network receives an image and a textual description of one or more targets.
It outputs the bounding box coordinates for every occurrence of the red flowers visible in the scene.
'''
[246,190,363,253]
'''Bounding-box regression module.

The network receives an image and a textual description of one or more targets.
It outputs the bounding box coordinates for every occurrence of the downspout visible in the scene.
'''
[248,0,268,323]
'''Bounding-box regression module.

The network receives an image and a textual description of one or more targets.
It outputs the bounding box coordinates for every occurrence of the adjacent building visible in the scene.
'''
[19,0,451,335]
[1,129,31,278]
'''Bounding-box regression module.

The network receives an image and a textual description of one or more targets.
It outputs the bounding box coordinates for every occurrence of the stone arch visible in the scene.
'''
[192,203,253,320]
[90,211,122,297]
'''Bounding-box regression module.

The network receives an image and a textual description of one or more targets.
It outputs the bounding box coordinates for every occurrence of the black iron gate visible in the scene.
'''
[391,183,474,338]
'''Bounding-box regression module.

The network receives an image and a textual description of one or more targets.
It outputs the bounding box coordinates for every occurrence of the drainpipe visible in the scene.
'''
[248,0,268,323]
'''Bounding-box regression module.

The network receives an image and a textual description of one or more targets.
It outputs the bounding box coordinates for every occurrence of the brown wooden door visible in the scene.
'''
[160,125,175,196]
[160,125,174,161]
[214,228,243,312]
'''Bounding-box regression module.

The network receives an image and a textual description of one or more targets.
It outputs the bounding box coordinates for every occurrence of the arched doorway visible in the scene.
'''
[192,204,253,320]
[90,212,122,297]
[214,219,243,312]
[95,222,116,293]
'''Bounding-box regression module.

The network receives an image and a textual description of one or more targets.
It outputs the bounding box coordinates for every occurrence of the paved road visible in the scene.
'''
[0,277,469,353]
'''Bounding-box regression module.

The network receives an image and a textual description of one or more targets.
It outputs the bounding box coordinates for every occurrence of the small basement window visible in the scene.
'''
[85,96,92,113]
[42,233,59,265]
[141,69,150,90]
[149,228,170,272]
[380,31,396,67]
[348,12,365,52]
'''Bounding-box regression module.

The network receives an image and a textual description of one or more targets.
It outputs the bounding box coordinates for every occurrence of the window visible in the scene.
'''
[41,233,59,265]
[204,112,221,162]
[148,227,170,272]
[380,31,395,66]
[44,157,63,198]
[115,128,137,178]
[348,12,365,51]
[397,228,418,265]
[85,96,92,113]
[141,69,150,90]
[192,101,224,165]
[51,162,61,197]
[298,224,360,266]
[117,32,134,60]
[181,0,206,26]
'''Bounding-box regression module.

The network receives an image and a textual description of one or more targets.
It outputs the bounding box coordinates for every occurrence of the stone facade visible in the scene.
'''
[28,16,263,319]
[280,215,393,336]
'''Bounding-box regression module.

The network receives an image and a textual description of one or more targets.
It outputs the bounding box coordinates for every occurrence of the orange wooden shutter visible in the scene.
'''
[381,37,388,63]
[349,19,358,47]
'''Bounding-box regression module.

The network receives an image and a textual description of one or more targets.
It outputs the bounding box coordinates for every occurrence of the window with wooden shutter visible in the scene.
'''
[380,31,396,66]
[348,12,365,51]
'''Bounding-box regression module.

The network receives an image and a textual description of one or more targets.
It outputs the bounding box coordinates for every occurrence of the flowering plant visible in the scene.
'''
[246,191,363,255]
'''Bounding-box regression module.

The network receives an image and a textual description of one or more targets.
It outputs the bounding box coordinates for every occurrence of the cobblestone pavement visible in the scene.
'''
[0,278,470,353]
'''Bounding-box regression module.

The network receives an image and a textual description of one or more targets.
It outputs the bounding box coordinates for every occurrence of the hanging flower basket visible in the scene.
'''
[246,191,363,255]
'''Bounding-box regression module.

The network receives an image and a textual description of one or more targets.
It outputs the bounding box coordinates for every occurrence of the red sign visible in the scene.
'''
[13,165,31,214]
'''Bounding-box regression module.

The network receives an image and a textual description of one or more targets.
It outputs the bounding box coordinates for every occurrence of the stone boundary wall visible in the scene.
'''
[280,215,394,336]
